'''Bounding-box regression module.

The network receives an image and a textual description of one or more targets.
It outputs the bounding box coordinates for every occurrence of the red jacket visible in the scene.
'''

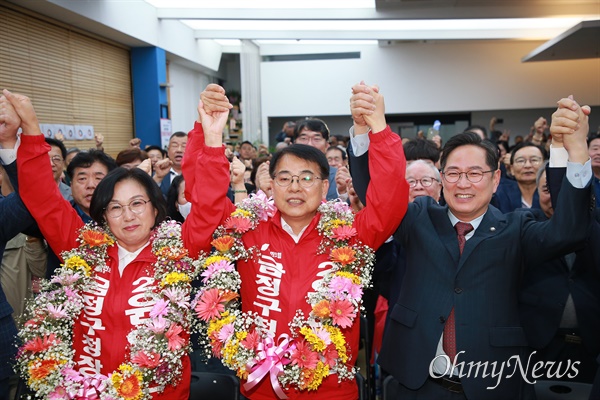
[17,135,190,400]
[182,123,408,399]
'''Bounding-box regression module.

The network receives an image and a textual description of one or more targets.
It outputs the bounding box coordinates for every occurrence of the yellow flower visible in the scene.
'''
[324,326,348,363]
[335,271,361,285]
[63,256,91,276]
[161,271,191,287]
[207,312,235,336]
[232,209,252,218]
[306,361,329,390]
[300,326,326,352]
[203,255,231,269]
[222,341,240,365]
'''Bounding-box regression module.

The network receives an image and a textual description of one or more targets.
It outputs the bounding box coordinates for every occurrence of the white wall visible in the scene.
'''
[260,40,600,141]
[168,62,212,135]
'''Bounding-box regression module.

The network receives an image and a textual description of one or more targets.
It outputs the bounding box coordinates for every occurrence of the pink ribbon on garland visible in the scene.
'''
[244,334,295,399]
[61,369,107,399]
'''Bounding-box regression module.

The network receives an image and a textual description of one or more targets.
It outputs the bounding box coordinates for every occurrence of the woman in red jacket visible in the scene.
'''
[6,89,192,400]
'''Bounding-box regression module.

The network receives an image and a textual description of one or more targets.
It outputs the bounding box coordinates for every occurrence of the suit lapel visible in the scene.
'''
[458,206,507,271]
[429,204,460,265]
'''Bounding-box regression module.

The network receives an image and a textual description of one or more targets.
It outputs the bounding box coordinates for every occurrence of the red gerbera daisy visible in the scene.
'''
[329,299,356,328]
[290,341,319,369]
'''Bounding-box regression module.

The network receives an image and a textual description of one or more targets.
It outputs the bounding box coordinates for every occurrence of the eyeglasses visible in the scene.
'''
[273,172,322,188]
[406,177,439,188]
[296,135,325,145]
[442,170,495,183]
[513,157,543,167]
[105,199,151,218]
[50,156,64,164]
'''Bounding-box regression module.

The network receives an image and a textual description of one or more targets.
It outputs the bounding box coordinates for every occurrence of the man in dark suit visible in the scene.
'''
[348,84,594,399]
[519,161,600,384]
[0,96,38,400]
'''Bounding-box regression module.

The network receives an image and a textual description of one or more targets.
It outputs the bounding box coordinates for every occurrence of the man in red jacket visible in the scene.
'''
[183,83,408,399]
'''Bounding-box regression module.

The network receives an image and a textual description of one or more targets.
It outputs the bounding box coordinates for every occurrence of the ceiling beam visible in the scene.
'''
[193,28,567,40]
[158,4,600,20]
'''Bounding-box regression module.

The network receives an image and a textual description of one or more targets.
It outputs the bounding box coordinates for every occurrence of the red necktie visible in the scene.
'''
[443,222,474,362]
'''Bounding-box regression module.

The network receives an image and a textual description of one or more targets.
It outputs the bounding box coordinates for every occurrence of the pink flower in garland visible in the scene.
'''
[166,324,185,351]
[195,288,225,321]
[290,341,319,369]
[23,334,60,353]
[47,304,67,319]
[148,316,167,333]
[241,330,261,350]
[224,216,253,234]
[51,273,82,286]
[150,299,170,318]
[131,351,162,368]
[323,345,339,368]
[329,299,356,328]
[201,260,235,284]
[348,282,363,300]
[331,225,357,241]
[217,323,235,343]
[329,276,351,297]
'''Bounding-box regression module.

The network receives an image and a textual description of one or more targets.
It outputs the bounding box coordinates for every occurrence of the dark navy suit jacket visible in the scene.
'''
[0,162,37,380]
[519,167,600,358]
[491,177,540,213]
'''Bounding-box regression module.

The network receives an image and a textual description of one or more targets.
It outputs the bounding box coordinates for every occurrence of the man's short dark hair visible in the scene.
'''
[270,144,329,180]
[440,132,499,171]
[403,138,440,163]
[293,118,330,142]
[588,133,600,146]
[145,145,166,157]
[464,124,488,139]
[66,150,118,180]
[326,146,347,161]
[240,141,255,149]
[509,142,546,165]
[45,138,67,159]
[169,131,187,142]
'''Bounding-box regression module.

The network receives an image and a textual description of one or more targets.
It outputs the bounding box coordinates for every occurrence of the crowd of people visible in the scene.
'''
[0,83,598,400]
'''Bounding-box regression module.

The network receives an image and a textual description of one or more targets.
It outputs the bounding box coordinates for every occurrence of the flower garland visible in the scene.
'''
[16,220,199,400]
[192,191,375,398]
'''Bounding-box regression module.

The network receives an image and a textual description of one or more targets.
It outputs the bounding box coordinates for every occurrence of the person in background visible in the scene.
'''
[275,121,296,143]
[145,145,166,169]
[0,93,45,400]
[519,162,600,384]
[464,124,487,140]
[115,147,148,169]
[158,132,188,197]
[166,175,188,223]
[46,138,72,201]
[326,146,347,168]
[492,142,545,213]
[588,133,600,207]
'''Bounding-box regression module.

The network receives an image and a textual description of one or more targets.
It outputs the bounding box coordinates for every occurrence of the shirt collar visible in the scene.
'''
[447,210,485,234]
[280,216,310,244]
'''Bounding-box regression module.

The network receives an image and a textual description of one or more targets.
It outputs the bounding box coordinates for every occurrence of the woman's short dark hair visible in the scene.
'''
[166,175,185,223]
[89,167,167,228]
[293,118,330,142]
[269,144,329,179]
[403,138,440,163]
[509,142,547,164]
[440,132,499,171]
